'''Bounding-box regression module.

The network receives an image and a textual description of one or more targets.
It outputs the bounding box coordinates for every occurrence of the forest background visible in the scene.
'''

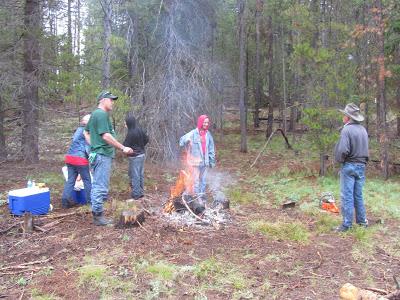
[0,0,399,179]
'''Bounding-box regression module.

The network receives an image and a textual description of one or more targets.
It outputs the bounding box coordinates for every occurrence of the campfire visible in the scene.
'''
[163,165,230,227]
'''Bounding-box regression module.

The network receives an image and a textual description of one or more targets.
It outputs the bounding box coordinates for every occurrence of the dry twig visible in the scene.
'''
[181,195,207,223]
[0,222,21,235]
[0,257,52,271]
[136,220,151,235]
[363,287,388,295]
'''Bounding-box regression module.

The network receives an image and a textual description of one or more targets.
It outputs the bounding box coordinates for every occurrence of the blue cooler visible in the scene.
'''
[71,189,87,205]
[8,188,50,216]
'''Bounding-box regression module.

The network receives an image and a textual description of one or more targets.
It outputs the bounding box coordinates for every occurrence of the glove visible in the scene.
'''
[88,152,97,164]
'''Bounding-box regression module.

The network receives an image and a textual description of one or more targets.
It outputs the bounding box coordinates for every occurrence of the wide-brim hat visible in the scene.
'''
[339,103,364,122]
[97,90,118,101]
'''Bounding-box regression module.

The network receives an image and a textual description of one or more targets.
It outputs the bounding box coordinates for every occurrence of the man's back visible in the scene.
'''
[335,123,369,164]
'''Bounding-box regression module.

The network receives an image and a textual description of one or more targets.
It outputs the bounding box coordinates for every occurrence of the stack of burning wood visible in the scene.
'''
[164,170,205,216]
[163,168,230,226]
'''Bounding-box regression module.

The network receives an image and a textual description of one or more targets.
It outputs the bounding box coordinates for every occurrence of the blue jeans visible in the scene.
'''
[91,154,112,213]
[62,164,91,206]
[193,165,207,195]
[340,162,367,228]
[128,154,145,199]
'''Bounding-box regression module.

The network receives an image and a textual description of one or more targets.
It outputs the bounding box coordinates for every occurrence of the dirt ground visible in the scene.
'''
[1,125,400,299]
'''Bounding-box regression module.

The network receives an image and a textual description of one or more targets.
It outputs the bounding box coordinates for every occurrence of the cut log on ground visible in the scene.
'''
[23,213,33,234]
[115,209,146,228]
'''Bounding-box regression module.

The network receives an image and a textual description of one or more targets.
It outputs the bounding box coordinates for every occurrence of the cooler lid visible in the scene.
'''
[9,187,49,197]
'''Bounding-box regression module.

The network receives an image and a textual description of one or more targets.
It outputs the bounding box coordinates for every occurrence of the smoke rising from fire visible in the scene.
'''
[206,169,236,204]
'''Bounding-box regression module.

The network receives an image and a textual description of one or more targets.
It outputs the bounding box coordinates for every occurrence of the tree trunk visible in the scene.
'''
[362,2,370,133]
[76,0,81,57]
[67,0,73,55]
[288,28,296,132]
[396,45,400,137]
[266,15,274,138]
[0,95,6,159]
[320,0,328,107]
[319,153,328,176]
[310,0,319,49]
[66,0,73,98]
[280,24,287,133]
[127,10,139,85]
[101,0,112,89]
[75,0,81,112]
[22,0,40,163]
[397,84,400,138]
[374,0,389,179]
[238,0,247,153]
[254,0,263,128]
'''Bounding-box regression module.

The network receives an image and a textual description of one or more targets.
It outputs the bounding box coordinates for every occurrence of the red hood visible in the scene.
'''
[197,115,209,132]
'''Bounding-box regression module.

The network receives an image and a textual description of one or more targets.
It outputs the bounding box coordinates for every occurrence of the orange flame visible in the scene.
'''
[170,170,194,198]
[164,150,196,213]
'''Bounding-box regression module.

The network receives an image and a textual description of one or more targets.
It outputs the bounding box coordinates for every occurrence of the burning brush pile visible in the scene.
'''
[163,169,231,227]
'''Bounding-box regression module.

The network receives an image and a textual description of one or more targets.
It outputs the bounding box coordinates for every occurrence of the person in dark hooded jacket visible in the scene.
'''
[123,114,149,199]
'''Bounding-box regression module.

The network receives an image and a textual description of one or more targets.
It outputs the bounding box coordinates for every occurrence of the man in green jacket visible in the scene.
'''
[85,91,133,226]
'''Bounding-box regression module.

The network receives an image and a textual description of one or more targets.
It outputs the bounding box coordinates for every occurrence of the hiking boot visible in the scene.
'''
[357,219,368,228]
[333,225,351,233]
[92,211,113,226]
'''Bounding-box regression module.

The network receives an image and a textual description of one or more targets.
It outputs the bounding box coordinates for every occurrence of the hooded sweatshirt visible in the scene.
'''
[123,115,149,156]
[197,115,209,155]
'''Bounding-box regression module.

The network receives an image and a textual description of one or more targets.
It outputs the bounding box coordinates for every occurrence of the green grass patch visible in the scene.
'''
[315,214,341,233]
[348,225,377,243]
[194,257,223,279]
[78,262,135,297]
[78,264,108,286]
[146,261,177,280]
[194,257,252,293]
[145,176,159,191]
[34,171,64,186]
[245,175,316,207]
[227,187,258,206]
[110,171,130,193]
[298,200,321,216]
[351,237,376,263]
[248,220,310,244]
[365,179,400,219]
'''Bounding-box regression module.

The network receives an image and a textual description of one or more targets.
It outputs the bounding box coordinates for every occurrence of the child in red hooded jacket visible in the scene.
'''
[179,115,216,199]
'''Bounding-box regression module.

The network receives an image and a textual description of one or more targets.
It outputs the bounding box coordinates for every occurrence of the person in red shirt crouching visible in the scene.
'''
[61,114,92,208]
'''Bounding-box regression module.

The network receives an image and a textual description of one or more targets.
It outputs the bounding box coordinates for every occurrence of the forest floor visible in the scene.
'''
[0,111,400,300]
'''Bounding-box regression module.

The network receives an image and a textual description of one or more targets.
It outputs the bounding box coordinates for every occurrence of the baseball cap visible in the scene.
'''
[97,90,118,101]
